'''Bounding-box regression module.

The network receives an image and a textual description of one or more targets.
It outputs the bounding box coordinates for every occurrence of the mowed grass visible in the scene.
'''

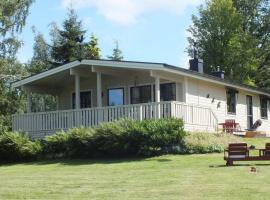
[1,138,270,200]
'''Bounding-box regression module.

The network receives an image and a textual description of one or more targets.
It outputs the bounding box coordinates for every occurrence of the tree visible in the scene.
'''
[27,29,57,112]
[107,40,123,61]
[0,0,34,58]
[84,33,101,59]
[27,29,52,74]
[51,9,86,65]
[187,0,258,84]
[0,0,34,131]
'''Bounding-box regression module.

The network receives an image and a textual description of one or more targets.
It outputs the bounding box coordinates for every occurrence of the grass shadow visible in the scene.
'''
[0,156,172,167]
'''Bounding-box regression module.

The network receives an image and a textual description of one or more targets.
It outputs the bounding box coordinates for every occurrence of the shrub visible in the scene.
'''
[0,119,241,162]
[184,132,239,154]
[0,132,41,162]
[93,118,186,157]
[42,118,186,158]
[140,118,186,155]
[43,127,95,158]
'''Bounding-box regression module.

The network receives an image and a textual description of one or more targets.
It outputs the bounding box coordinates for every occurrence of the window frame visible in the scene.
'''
[107,87,125,106]
[71,90,92,109]
[226,89,237,115]
[130,84,152,104]
[160,82,176,101]
[260,96,268,119]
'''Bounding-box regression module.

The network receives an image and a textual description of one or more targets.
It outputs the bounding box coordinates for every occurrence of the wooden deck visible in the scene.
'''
[12,101,218,139]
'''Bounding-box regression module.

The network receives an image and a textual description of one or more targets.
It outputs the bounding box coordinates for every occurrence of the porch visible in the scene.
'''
[12,60,218,138]
[12,101,218,139]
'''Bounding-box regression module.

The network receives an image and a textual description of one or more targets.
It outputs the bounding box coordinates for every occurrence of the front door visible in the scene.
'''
[246,95,253,129]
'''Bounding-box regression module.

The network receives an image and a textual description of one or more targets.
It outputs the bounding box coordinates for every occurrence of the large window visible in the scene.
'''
[226,89,237,114]
[160,83,176,101]
[130,85,152,104]
[260,97,268,119]
[108,88,124,106]
[72,91,91,109]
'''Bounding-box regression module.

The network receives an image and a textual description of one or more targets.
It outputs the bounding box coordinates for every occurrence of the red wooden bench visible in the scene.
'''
[224,143,270,166]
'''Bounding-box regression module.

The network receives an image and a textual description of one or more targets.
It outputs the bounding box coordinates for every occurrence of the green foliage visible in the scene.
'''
[188,0,258,84]
[27,30,52,74]
[0,59,28,132]
[184,132,239,154]
[51,9,86,64]
[84,33,101,60]
[0,132,41,162]
[0,119,243,162]
[43,128,95,158]
[107,40,123,61]
[0,1,33,131]
[0,0,34,58]
[43,118,186,158]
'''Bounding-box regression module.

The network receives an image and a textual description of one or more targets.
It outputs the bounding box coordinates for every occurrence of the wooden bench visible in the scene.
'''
[259,143,270,157]
[224,143,270,166]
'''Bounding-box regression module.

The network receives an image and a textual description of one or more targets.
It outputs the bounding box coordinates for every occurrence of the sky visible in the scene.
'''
[17,0,203,68]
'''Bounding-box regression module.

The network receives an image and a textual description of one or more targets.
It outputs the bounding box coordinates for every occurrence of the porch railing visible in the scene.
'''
[12,101,218,138]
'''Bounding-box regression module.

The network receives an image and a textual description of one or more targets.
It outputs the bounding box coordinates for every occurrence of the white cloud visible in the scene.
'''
[82,16,93,29]
[60,0,202,25]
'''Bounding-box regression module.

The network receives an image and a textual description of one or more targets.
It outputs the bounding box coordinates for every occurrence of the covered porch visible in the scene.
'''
[12,60,218,138]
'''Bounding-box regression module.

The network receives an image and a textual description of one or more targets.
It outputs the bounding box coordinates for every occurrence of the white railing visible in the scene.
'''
[12,101,218,138]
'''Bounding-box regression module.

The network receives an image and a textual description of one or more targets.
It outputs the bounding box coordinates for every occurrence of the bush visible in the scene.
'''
[184,132,239,154]
[93,118,186,157]
[140,118,186,155]
[0,118,242,162]
[43,127,95,158]
[42,118,186,158]
[0,132,41,162]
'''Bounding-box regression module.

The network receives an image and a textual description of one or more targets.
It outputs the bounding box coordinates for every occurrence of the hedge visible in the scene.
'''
[0,118,239,162]
[43,118,186,158]
[0,132,42,162]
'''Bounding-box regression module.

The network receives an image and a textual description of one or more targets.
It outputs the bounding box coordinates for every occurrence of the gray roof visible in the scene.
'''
[12,59,270,96]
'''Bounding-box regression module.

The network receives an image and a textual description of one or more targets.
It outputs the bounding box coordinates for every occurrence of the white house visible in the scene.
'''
[11,59,270,138]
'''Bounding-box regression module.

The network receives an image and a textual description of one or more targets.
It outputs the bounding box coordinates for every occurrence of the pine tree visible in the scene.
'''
[84,33,101,59]
[51,9,86,65]
[107,41,123,61]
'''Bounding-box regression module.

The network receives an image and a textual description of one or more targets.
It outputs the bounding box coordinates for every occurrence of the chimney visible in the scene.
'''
[189,58,204,73]
[211,66,225,79]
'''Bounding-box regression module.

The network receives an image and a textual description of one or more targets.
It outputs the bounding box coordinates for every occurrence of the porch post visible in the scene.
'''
[155,77,160,102]
[97,72,102,107]
[75,74,80,109]
[26,91,32,113]
[183,77,188,103]
[155,77,160,118]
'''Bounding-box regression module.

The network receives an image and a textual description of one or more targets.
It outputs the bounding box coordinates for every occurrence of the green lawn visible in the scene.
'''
[1,138,270,200]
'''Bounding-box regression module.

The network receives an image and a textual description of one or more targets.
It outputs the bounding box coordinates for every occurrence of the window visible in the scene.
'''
[226,89,237,114]
[108,88,124,106]
[160,83,176,101]
[260,97,268,119]
[72,91,91,109]
[130,85,152,104]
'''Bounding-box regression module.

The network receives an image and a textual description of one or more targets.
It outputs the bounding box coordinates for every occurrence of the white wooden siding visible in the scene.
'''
[186,77,270,131]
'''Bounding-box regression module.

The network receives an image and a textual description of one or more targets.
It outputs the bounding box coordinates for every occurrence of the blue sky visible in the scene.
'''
[17,0,203,68]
